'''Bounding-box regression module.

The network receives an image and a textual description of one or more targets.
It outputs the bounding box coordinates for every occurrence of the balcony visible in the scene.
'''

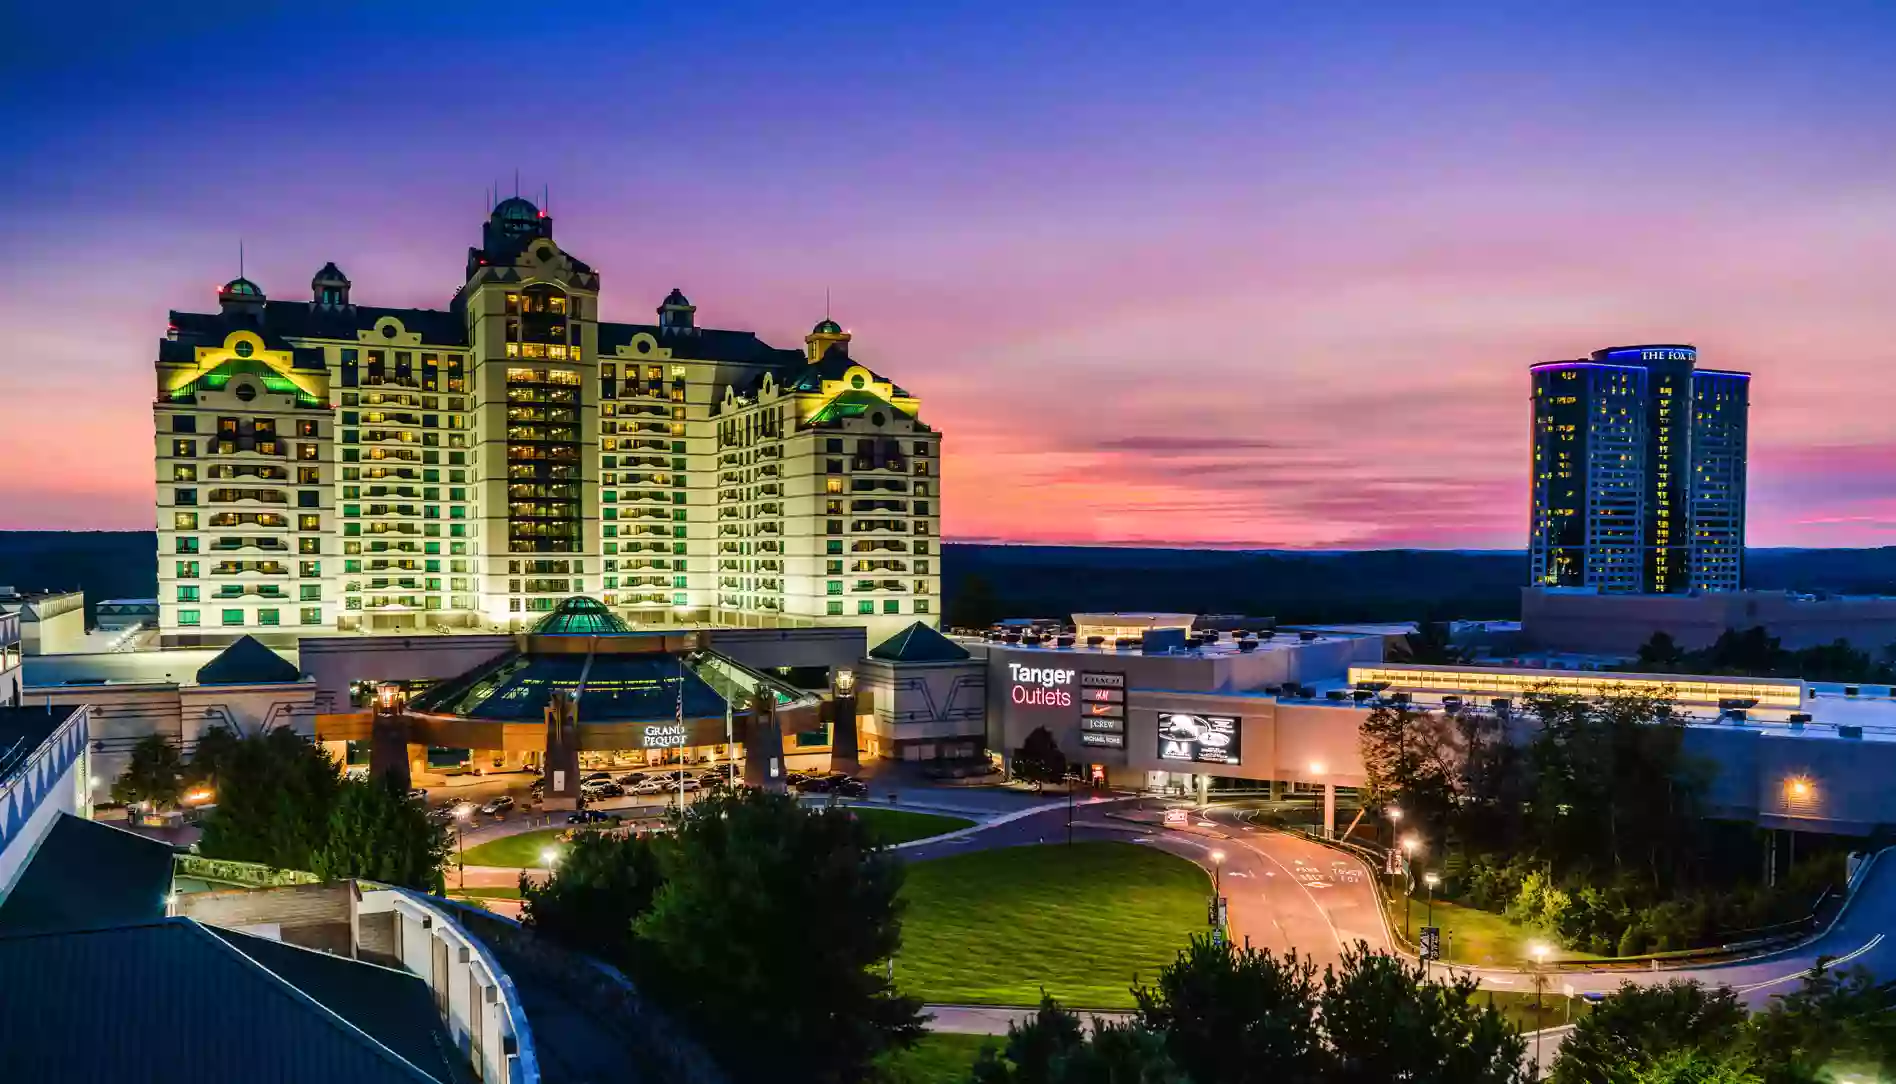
[210,537,289,552]
[210,561,291,576]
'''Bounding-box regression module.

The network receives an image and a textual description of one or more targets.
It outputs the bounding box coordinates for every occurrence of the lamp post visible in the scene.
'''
[1211,849,1225,897]
[1530,941,1550,1078]
[454,803,471,889]
[1385,805,1403,851]
[1400,834,1420,939]
[1423,870,1440,928]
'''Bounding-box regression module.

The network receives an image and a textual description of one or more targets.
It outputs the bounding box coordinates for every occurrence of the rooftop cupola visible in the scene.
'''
[217,276,266,318]
[658,288,696,330]
[805,316,850,362]
[311,262,351,308]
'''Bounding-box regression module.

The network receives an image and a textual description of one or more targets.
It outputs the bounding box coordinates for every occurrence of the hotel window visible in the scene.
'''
[258,609,280,626]
[300,561,320,577]
[177,586,198,602]
[172,439,196,457]
[174,488,198,506]
[827,581,842,596]
[300,585,321,601]
[884,600,900,614]
[173,415,197,433]
[301,607,321,625]
[175,512,198,531]
[178,609,200,626]
[826,540,842,555]
[298,420,320,438]
[172,465,197,483]
[827,601,843,615]
[858,601,874,615]
[221,609,244,627]
[176,561,199,578]
[298,514,321,531]
[298,467,321,484]
[299,538,320,555]
[915,599,930,614]
[177,537,199,554]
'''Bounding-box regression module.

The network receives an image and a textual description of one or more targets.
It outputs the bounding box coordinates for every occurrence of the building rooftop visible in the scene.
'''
[870,622,971,663]
[0,918,449,1084]
[0,705,83,784]
[195,635,304,685]
[0,813,175,934]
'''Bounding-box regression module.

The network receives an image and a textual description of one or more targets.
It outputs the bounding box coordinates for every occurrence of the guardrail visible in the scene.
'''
[1281,825,1851,972]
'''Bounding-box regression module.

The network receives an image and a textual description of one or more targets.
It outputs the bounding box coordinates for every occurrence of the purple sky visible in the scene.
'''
[8,2,1896,547]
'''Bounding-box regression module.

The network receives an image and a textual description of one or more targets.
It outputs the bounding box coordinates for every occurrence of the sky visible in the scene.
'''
[6,1,1896,548]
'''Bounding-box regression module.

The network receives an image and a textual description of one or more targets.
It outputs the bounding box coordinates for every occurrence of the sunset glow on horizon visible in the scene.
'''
[9,3,1896,549]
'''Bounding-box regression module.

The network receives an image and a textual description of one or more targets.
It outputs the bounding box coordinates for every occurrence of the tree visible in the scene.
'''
[969,996,1183,1084]
[112,734,185,810]
[1392,622,1467,665]
[1012,726,1068,792]
[520,830,664,970]
[1552,980,1748,1084]
[634,789,923,1083]
[948,572,1003,631]
[1633,1051,1762,1084]
[1131,935,1328,1084]
[1636,632,1688,671]
[187,724,244,790]
[312,774,449,892]
[197,727,342,871]
[1744,963,1896,1084]
[1357,703,1462,841]
[1320,942,1527,1084]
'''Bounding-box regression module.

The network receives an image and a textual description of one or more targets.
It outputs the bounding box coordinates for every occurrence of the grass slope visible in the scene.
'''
[459,828,567,868]
[878,1033,1000,1083]
[850,807,975,846]
[899,841,1205,1010]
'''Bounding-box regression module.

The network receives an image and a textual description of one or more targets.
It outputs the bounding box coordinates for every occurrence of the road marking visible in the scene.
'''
[1733,934,1885,995]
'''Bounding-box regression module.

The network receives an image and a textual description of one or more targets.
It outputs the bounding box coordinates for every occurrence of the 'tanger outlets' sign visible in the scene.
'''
[1008,663,1075,708]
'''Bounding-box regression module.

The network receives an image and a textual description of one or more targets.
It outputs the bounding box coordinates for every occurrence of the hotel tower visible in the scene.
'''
[1529,344,1748,594]
[154,196,942,646]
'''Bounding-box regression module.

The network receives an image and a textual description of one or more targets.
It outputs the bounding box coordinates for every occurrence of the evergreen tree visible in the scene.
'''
[313,774,450,892]
[1133,935,1328,1084]
[1320,942,1528,1084]
[520,830,664,970]
[1553,980,1748,1084]
[1012,726,1068,792]
[969,995,1183,1084]
[111,734,185,810]
[635,789,924,1083]
[197,727,342,871]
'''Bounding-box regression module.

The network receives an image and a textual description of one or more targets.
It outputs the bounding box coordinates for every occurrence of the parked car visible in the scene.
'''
[478,796,516,816]
[630,779,666,795]
[677,778,701,793]
[616,772,648,785]
[794,776,835,794]
[835,778,869,799]
[581,772,613,784]
[426,805,457,824]
[581,781,624,798]
[406,787,429,803]
[567,809,611,824]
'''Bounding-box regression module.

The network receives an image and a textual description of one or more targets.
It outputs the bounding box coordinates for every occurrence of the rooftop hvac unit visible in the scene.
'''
[1391,691,1413,705]
[1840,725,1864,739]
[1114,637,1140,649]
[1491,697,1511,711]
[1845,685,1860,696]
[1298,631,1319,642]
[1326,690,1348,701]
[1352,690,1373,703]
[1789,712,1812,723]
[1200,629,1222,643]
[1724,708,1747,722]
[1086,635,1106,647]
[1055,634,1076,648]
[1236,639,1258,653]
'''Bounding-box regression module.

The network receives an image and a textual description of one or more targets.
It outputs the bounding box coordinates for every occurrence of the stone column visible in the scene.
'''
[1323,781,1337,839]
[828,667,860,775]
[541,689,580,811]
[743,694,787,792]
[369,697,412,791]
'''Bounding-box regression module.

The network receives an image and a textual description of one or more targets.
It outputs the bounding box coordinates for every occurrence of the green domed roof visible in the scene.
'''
[812,318,842,335]
[494,196,540,222]
[530,596,631,636]
[220,277,264,298]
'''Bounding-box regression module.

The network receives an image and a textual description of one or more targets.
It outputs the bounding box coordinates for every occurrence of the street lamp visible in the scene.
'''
[454,803,472,888]
[1400,835,1421,939]
[1423,870,1440,927]
[1210,850,1226,897]
[541,846,559,869]
[1385,805,1402,849]
[1529,941,1550,1076]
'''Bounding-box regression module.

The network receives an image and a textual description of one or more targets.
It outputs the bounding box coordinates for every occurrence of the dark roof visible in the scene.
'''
[0,814,174,934]
[812,317,842,334]
[809,388,909,424]
[660,288,691,307]
[407,648,728,723]
[781,345,910,396]
[211,928,471,1084]
[313,262,350,284]
[596,320,802,366]
[195,635,302,686]
[221,277,264,298]
[0,704,83,784]
[531,595,631,635]
[493,196,539,221]
[870,622,971,663]
[165,301,468,358]
[0,919,444,1084]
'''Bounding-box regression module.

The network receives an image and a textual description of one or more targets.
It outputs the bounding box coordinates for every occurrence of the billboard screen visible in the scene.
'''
[1157,713,1241,766]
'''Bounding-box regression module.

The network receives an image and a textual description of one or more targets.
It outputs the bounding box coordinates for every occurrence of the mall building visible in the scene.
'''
[154,194,941,649]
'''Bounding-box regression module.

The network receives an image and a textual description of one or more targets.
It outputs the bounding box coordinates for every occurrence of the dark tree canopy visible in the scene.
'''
[111,734,184,810]
[1012,726,1069,790]
[314,774,450,892]
[519,830,663,969]
[1553,980,1748,1084]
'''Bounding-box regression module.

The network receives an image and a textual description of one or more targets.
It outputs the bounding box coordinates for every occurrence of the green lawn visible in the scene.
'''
[878,1033,998,1083]
[448,885,522,900]
[1408,898,1599,967]
[851,807,976,846]
[898,842,1206,1010]
[460,828,568,868]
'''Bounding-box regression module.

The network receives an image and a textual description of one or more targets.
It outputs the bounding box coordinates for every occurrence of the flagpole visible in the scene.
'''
[676,655,686,810]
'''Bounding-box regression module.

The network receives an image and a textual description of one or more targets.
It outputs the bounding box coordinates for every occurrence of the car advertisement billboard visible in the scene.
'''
[1157,713,1241,766]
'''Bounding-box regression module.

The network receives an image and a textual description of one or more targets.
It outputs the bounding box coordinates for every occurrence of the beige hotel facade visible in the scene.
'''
[154,196,941,647]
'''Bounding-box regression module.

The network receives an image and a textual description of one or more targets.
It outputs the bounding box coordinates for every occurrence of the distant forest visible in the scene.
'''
[7,531,1896,629]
